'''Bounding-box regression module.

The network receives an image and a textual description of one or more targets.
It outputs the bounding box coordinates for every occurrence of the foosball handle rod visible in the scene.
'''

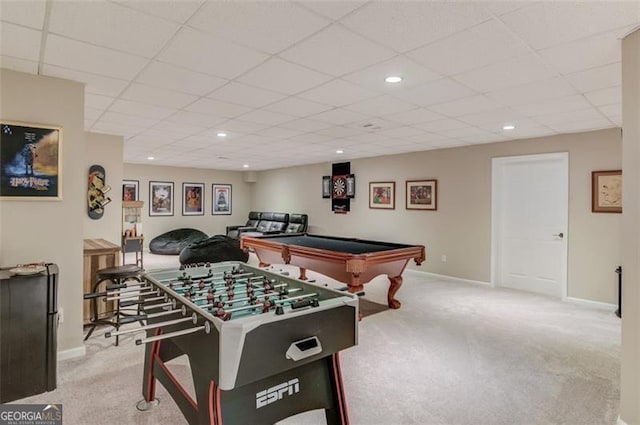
[135,322,211,345]
[105,315,194,339]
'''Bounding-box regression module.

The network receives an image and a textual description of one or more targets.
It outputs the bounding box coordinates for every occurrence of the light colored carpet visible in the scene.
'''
[16,253,620,425]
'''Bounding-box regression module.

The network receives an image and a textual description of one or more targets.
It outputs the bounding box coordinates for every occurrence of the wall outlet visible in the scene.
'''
[441,255,447,262]
[59,307,64,324]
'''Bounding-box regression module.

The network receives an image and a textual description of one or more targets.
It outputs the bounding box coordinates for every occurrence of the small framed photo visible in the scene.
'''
[592,170,622,213]
[406,179,437,211]
[149,181,174,216]
[182,182,204,216]
[322,176,331,198]
[122,179,139,201]
[0,120,63,200]
[212,184,232,215]
[369,181,395,209]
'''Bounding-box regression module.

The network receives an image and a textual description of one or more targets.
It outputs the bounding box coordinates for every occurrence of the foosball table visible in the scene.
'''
[106,262,359,425]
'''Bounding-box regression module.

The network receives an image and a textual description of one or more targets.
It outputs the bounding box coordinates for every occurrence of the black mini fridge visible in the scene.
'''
[0,263,58,402]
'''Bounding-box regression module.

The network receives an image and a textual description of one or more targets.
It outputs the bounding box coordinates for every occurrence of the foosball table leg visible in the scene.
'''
[324,354,350,425]
[136,398,159,411]
[139,330,161,411]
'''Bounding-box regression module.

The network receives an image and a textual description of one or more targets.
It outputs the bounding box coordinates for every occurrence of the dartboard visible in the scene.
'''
[333,176,347,199]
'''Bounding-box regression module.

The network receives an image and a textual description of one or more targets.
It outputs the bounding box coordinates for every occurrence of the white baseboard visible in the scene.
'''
[617,416,628,425]
[566,297,617,311]
[58,345,86,361]
[406,269,491,286]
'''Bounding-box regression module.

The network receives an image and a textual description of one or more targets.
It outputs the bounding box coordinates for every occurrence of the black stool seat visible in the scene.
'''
[97,264,141,280]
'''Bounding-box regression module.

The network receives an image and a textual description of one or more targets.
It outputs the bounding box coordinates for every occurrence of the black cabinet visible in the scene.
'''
[0,264,58,403]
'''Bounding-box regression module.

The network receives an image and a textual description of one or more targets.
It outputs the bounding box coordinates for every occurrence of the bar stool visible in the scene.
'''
[83,264,144,346]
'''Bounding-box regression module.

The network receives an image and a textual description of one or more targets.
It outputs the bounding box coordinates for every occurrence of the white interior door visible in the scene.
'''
[492,153,568,298]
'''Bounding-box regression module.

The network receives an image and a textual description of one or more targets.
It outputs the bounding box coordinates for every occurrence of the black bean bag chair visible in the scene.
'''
[149,228,208,255]
[179,235,249,265]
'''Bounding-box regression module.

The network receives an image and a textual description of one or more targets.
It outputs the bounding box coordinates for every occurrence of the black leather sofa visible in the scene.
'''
[226,211,308,239]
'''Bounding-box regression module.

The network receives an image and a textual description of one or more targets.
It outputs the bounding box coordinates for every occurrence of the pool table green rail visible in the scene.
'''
[240,234,426,309]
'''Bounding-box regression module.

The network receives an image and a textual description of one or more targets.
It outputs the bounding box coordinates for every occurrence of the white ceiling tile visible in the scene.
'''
[546,118,614,134]
[120,83,198,109]
[237,58,332,95]
[297,1,365,20]
[348,118,399,132]
[342,56,441,91]
[533,108,606,127]
[345,132,394,144]
[158,28,269,79]
[513,94,593,117]
[500,2,640,50]
[188,2,330,54]
[185,98,252,119]
[217,119,269,135]
[439,127,491,139]
[280,24,395,76]
[100,111,158,128]
[136,61,227,96]
[85,93,115,110]
[298,79,378,106]
[485,77,578,107]
[457,107,526,126]
[208,82,286,108]
[43,34,148,80]
[394,78,477,107]
[237,109,296,126]
[312,108,369,125]
[454,54,558,92]
[316,126,364,138]
[408,19,530,76]
[484,1,530,16]
[85,107,104,121]
[264,97,332,118]
[385,108,446,125]
[84,119,95,130]
[133,129,181,143]
[476,117,545,134]
[599,104,622,118]
[91,120,141,136]
[152,121,206,138]
[166,111,226,128]
[342,2,492,53]
[109,99,176,120]
[279,118,333,132]
[344,95,416,116]
[41,64,128,97]
[259,127,303,139]
[586,86,621,107]
[0,0,46,29]
[113,0,204,24]
[377,126,424,138]
[499,126,557,141]
[566,63,621,92]
[414,119,469,132]
[461,133,509,144]
[429,95,503,117]
[403,133,452,144]
[0,23,41,61]
[48,1,179,58]
[0,55,38,74]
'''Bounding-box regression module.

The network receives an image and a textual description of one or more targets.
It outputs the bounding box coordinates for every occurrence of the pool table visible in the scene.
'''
[240,233,426,309]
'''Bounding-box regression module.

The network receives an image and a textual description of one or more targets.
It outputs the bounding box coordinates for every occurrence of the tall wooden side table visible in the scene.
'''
[83,238,120,323]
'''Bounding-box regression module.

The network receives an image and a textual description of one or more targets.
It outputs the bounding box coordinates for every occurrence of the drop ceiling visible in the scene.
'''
[1,1,638,170]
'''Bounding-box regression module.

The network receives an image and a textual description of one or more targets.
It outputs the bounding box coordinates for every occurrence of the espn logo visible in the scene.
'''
[256,378,300,409]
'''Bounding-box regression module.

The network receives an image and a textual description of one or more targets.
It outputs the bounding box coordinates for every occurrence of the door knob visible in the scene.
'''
[553,232,564,239]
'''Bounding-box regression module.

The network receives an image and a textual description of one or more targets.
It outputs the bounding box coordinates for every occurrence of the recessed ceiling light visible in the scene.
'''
[217,132,227,137]
[385,76,403,83]
[147,156,154,160]
[336,149,344,154]
[243,164,249,168]
[503,125,516,130]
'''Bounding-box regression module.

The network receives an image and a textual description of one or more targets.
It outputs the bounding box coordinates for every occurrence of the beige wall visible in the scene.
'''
[123,163,251,247]
[620,28,640,425]
[83,132,123,245]
[0,69,85,351]
[252,128,621,304]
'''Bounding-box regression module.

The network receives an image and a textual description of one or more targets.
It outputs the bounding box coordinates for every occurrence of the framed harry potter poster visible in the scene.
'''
[0,121,63,200]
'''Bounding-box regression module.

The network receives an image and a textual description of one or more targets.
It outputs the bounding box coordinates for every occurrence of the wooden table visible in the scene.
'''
[83,239,120,322]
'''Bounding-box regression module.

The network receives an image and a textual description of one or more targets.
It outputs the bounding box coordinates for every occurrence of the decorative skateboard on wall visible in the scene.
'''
[88,164,111,219]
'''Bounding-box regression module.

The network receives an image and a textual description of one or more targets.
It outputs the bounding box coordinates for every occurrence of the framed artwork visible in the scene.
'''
[369,181,395,209]
[406,179,437,211]
[0,120,63,200]
[122,179,139,201]
[149,181,174,216]
[322,176,331,198]
[182,182,204,216]
[212,184,232,215]
[592,170,622,213]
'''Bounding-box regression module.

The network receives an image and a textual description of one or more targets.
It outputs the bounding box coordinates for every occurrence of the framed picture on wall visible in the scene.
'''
[182,182,204,216]
[406,179,437,210]
[212,184,232,215]
[122,179,139,201]
[149,181,174,216]
[369,181,395,209]
[592,170,622,213]
[0,120,63,200]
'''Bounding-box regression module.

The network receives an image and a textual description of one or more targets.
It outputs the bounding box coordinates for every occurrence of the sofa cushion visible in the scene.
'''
[246,211,261,227]
[285,214,308,233]
[149,228,208,255]
[179,235,249,265]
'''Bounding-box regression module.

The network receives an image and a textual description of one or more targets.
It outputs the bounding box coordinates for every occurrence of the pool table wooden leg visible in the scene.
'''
[387,276,402,309]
